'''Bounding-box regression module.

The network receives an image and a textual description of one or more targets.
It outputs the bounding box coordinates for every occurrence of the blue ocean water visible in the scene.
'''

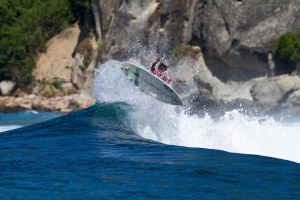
[0,111,61,132]
[1,103,300,199]
[1,60,300,199]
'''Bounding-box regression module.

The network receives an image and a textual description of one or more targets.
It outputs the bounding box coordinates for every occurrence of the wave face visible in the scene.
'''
[1,103,300,199]
[94,60,300,164]
[0,60,300,198]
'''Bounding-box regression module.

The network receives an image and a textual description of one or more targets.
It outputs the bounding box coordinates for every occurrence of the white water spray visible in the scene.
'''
[94,60,300,163]
[0,125,21,133]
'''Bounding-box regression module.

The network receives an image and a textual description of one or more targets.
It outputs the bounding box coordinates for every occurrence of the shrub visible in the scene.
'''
[52,77,63,90]
[41,83,59,97]
[271,33,300,64]
[75,38,94,68]
[97,39,105,51]
[170,43,192,58]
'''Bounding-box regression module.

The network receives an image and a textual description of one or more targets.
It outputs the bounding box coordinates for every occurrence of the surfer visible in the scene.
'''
[150,57,185,83]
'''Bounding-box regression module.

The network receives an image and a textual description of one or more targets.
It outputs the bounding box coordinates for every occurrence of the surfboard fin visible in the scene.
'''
[120,66,128,70]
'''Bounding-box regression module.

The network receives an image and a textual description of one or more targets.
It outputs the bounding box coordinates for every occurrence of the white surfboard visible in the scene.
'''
[121,62,183,105]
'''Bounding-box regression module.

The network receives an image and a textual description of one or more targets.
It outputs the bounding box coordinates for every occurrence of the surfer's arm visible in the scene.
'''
[163,76,186,83]
[175,79,186,83]
[162,76,176,83]
[150,57,160,73]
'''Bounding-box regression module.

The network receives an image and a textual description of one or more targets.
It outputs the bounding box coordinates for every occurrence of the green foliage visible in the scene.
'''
[171,43,192,58]
[271,33,300,64]
[41,83,59,97]
[97,39,105,52]
[52,77,63,90]
[75,38,94,68]
[103,17,113,33]
[83,56,92,68]
[0,0,90,86]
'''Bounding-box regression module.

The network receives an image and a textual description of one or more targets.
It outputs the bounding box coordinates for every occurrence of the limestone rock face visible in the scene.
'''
[21,0,299,115]
[32,22,98,98]
[90,0,199,61]
[99,0,160,60]
[143,0,198,57]
[192,0,300,80]
[92,0,299,81]
[251,75,300,106]
[0,81,16,96]
[250,75,300,114]
[0,94,95,113]
[71,37,98,98]
[33,24,81,83]
[72,53,88,91]
[92,0,122,38]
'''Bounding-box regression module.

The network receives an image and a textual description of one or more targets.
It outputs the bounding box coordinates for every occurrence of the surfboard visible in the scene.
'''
[121,62,183,105]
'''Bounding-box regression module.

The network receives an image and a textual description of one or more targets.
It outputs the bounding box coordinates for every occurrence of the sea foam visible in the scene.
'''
[94,60,300,163]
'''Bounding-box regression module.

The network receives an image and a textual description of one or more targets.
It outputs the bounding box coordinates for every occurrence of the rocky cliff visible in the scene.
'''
[95,0,300,79]
[11,0,299,115]
[194,0,300,81]
[90,0,300,115]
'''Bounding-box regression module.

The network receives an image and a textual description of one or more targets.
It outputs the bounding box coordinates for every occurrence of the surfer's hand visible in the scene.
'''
[156,56,160,61]
[176,80,186,83]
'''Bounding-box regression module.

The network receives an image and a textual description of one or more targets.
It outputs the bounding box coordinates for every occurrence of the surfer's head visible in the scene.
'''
[158,63,168,72]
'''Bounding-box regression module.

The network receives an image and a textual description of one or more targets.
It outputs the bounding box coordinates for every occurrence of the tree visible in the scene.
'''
[0,0,90,86]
